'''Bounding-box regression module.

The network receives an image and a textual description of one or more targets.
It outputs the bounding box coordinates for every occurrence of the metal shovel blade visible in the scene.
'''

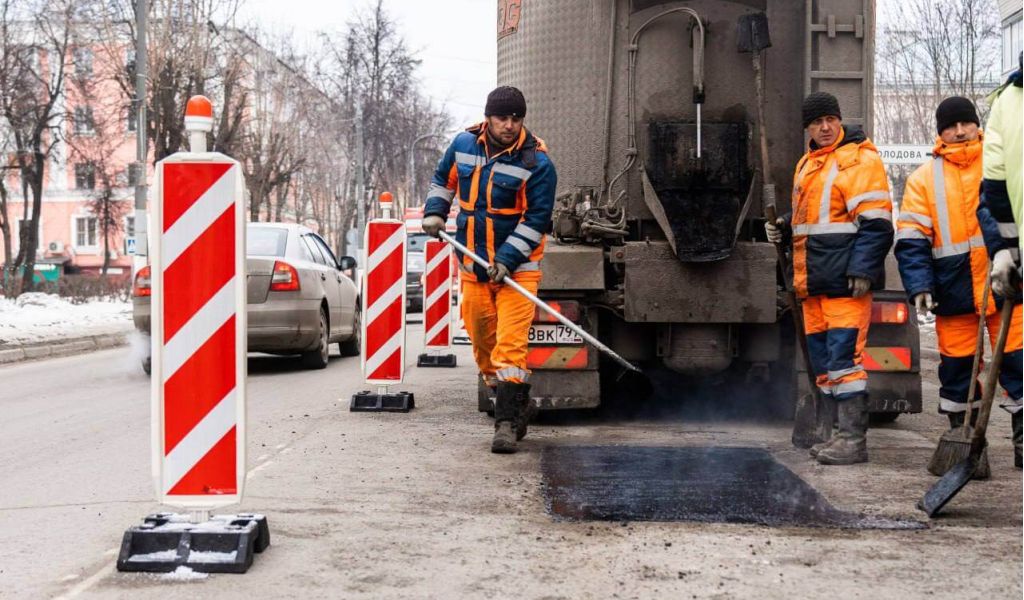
[736,12,771,53]
[918,455,979,517]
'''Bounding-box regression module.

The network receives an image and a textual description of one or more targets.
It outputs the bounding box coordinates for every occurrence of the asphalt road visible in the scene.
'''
[0,324,1020,599]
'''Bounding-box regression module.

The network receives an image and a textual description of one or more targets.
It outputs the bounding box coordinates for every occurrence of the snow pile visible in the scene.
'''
[159,566,208,581]
[0,293,132,346]
[187,550,238,563]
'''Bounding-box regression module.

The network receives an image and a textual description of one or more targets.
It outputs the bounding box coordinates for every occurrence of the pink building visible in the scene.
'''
[2,40,143,280]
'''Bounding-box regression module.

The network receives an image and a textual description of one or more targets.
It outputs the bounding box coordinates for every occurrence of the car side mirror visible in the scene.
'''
[338,256,357,271]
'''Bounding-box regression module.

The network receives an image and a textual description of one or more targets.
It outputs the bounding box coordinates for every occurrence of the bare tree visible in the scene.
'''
[0,0,74,294]
[875,0,1000,203]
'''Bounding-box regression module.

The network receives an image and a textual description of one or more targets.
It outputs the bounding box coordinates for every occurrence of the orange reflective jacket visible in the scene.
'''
[790,126,894,298]
[895,135,993,316]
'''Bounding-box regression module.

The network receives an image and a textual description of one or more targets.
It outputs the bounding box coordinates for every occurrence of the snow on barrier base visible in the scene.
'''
[417,239,456,368]
[116,513,270,574]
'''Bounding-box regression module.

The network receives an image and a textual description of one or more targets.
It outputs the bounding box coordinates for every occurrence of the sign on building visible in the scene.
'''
[876,145,934,166]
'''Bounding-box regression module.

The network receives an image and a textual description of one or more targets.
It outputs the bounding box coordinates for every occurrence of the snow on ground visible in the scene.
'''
[0,293,133,347]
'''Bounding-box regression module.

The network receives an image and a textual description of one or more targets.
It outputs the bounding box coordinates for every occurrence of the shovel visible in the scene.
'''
[919,296,1016,517]
[737,12,831,446]
[436,231,645,380]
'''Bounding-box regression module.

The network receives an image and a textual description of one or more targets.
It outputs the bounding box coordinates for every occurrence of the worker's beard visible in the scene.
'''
[486,125,516,150]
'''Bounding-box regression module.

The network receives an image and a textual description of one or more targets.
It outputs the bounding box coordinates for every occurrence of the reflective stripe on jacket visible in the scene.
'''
[423,123,556,283]
[896,135,993,316]
[789,126,894,298]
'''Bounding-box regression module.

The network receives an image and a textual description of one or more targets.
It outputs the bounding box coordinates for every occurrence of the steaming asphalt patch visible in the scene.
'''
[542,446,925,529]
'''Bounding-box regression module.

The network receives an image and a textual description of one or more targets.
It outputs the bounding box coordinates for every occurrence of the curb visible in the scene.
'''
[0,332,130,366]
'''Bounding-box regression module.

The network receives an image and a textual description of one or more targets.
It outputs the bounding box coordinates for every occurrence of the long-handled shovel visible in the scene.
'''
[919,297,1016,517]
[437,231,644,378]
[737,12,831,447]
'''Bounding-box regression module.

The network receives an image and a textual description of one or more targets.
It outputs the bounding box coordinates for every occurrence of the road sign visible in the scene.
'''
[150,135,246,509]
[876,145,934,166]
[126,236,137,255]
[422,239,453,348]
[360,201,407,384]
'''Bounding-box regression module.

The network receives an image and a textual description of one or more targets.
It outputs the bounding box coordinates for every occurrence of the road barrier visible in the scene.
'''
[118,95,268,575]
[417,238,457,367]
[351,192,414,412]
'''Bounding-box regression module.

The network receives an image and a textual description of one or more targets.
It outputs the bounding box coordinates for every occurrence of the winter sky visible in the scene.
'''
[241,0,498,128]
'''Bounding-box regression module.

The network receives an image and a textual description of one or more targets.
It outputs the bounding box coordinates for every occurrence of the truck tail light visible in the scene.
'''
[133,265,151,297]
[533,300,580,323]
[871,301,908,324]
[270,261,301,292]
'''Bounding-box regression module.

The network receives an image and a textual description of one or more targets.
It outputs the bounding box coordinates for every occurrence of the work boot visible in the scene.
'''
[491,382,520,454]
[816,394,868,465]
[809,435,837,458]
[513,383,535,441]
[1013,410,1022,470]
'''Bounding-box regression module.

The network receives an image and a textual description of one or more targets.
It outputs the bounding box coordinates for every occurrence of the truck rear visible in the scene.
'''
[485,0,921,418]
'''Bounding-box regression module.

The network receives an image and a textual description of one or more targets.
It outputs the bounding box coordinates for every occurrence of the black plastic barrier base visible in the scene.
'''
[350,390,415,412]
[116,513,270,574]
[417,353,457,368]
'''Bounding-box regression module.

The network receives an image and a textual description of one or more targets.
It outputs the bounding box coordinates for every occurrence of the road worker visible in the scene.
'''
[422,86,557,454]
[976,55,1023,468]
[895,97,1022,476]
[766,91,894,465]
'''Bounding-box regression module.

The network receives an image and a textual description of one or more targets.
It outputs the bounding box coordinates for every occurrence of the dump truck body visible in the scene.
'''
[486,0,921,416]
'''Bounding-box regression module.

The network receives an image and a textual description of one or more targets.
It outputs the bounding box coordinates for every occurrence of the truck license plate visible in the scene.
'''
[529,324,583,345]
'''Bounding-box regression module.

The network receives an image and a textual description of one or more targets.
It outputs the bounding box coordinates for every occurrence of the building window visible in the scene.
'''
[127,100,137,132]
[124,215,135,237]
[75,216,98,248]
[73,106,95,135]
[74,47,93,78]
[1004,14,1023,76]
[75,163,95,190]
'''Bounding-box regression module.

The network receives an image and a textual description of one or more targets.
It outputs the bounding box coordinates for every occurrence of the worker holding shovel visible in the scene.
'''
[422,86,557,454]
[895,97,1023,477]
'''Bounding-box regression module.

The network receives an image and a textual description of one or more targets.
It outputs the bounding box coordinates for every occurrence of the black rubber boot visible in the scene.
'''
[514,383,534,441]
[817,394,868,465]
[491,382,519,454]
[1013,410,1022,469]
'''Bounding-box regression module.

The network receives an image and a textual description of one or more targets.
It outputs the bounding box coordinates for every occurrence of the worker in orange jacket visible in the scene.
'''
[423,87,557,454]
[896,97,1023,474]
[766,92,894,465]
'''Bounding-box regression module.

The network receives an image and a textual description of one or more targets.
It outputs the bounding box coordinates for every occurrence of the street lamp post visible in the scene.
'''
[407,132,448,211]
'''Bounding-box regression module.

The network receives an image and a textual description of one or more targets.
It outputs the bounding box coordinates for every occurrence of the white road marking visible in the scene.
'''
[54,550,118,600]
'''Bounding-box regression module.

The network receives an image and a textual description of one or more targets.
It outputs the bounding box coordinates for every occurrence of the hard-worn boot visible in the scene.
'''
[491,382,519,454]
[513,383,535,441]
[809,434,837,458]
[817,394,868,465]
[1013,410,1022,469]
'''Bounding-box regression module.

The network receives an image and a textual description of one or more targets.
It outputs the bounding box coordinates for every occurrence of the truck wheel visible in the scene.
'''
[870,412,900,424]
[301,308,330,369]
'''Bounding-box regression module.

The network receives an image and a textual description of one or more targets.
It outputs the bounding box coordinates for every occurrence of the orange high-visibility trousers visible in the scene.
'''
[461,275,537,384]
[802,294,872,400]
[935,303,1024,413]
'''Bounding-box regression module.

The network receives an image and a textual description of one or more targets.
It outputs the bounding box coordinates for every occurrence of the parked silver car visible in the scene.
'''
[134,223,360,372]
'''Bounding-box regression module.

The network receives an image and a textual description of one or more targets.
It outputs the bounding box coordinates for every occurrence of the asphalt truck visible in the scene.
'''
[483,0,922,418]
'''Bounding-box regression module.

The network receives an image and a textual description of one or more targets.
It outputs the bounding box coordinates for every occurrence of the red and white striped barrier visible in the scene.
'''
[360,192,407,384]
[150,95,247,508]
[422,239,453,348]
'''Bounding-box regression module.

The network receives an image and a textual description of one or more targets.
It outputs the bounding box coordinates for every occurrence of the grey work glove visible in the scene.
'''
[422,215,445,237]
[848,276,872,298]
[991,249,1019,298]
[913,292,937,314]
[765,218,786,244]
[487,262,510,283]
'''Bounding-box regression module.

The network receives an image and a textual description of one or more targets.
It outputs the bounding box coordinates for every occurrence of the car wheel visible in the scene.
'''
[301,307,330,370]
[339,300,361,357]
[142,355,152,376]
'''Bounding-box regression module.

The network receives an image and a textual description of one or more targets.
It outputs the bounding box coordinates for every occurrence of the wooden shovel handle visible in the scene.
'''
[972,299,1017,446]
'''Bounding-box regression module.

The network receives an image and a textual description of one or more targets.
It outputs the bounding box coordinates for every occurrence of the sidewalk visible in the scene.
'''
[0,293,134,365]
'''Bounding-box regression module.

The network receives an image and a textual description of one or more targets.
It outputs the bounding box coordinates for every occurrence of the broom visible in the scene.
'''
[926,276,991,478]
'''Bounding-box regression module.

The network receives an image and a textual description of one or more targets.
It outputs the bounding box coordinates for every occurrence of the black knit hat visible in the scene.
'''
[935,96,979,134]
[484,86,527,118]
[801,91,842,128]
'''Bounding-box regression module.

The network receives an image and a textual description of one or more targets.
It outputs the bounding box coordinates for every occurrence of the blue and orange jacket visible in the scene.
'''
[424,123,556,283]
[787,126,894,298]
[895,135,1000,316]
